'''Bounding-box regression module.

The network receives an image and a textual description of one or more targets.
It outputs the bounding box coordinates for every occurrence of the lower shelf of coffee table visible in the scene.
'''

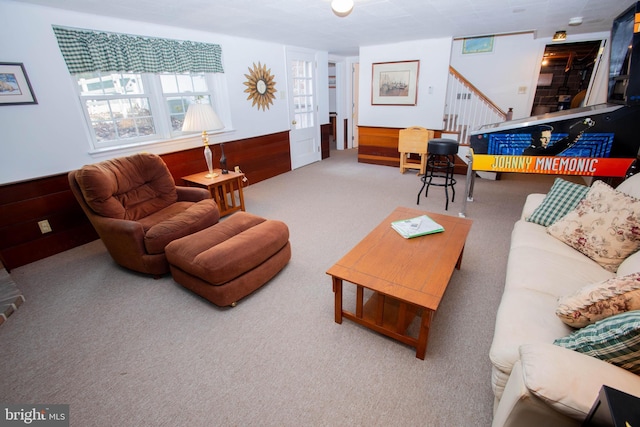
[362,292,421,335]
[340,288,424,348]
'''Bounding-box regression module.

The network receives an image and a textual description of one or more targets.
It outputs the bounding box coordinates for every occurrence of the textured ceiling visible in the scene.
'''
[11,0,638,55]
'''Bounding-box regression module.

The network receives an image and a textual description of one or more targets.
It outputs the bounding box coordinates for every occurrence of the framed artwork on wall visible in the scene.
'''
[462,36,494,54]
[371,60,419,106]
[243,62,277,111]
[0,62,37,105]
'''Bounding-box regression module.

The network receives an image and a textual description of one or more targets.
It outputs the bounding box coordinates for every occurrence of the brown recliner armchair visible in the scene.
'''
[68,153,220,276]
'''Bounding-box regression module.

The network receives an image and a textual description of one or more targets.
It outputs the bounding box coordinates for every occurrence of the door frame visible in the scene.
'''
[531,39,605,115]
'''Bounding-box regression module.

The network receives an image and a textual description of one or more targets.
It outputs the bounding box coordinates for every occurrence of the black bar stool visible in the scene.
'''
[417,138,459,210]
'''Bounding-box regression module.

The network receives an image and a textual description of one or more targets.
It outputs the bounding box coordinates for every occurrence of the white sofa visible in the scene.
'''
[490,174,640,427]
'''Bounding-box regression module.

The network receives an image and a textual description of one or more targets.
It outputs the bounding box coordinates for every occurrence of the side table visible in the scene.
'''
[182,169,246,217]
[583,385,640,426]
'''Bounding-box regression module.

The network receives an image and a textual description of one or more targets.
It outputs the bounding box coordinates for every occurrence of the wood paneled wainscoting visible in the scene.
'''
[358,126,407,167]
[0,131,291,272]
[357,126,467,174]
[321,123,331,159]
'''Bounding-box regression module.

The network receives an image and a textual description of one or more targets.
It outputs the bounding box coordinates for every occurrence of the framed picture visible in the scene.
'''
[371,60,419,106]
[462,36,494,54]
[0,62,37,105]
[328,75,336,89]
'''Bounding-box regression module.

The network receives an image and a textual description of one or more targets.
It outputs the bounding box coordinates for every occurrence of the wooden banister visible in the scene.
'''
[448,67,506,116]
[444,67,508,145]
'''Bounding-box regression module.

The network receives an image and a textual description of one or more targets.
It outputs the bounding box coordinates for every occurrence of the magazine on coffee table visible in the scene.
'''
[391,214,444,239]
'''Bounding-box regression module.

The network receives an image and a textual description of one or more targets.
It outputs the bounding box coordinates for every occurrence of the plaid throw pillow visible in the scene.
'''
[553,310,640,374]
[527,178,589,226]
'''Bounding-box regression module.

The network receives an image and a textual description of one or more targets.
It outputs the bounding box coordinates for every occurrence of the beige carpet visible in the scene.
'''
[0,149,565,426]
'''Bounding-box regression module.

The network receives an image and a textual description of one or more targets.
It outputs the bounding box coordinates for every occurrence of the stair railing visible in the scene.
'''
[444,66,507,145]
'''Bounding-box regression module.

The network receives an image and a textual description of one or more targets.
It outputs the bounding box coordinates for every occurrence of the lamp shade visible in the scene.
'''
[182,103,224,132]
[331,0,354,17]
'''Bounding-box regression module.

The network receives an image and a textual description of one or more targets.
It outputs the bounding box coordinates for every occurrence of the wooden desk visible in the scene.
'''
[181,170,246,217]
[327,207,472,359]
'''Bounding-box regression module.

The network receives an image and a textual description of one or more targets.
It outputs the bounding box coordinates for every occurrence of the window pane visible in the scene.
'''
[160,73,211,135]
[160,74,178,93]
[115,116,155,139]
[92,121,116,142]
[167,96,190,132]
[176,74,193,92]
[128,98,152,117]
[290,59,313,130]
[135,117,155,136]
[167,97,187,115]
[192,74,207,92]
[119,75,144,95]
[161,73,208,94]
[75,72,220,147]
[86,99,112,121]
[84,97,155,142]
[78,72,144,96]
[293,94,313,129]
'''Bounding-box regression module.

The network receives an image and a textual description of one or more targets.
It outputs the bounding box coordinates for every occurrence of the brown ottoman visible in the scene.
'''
[165,212,291,307]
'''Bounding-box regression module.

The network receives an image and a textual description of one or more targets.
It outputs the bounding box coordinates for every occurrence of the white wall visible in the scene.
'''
[358,38,453,129]
[0,0,614,185]
[450,31,611,120]
[450,33,539,119]
[0,0,329,184]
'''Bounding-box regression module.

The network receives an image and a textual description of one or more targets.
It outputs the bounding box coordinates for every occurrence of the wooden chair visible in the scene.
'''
[398,126,434,175]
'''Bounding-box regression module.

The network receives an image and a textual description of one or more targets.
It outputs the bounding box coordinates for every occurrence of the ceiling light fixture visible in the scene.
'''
[552,30,567,42]
[331,0,354,17]
[568,17,583,26]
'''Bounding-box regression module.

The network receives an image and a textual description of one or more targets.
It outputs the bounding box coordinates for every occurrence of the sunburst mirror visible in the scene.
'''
[243,62,277,111]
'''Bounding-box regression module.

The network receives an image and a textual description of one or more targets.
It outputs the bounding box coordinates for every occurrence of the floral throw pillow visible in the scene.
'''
[556,273,640,328]
[547,180,640,272]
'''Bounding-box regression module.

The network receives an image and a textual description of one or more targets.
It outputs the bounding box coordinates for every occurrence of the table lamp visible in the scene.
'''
[182,103,224,178]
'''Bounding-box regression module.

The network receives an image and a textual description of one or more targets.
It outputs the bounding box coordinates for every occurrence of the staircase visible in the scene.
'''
[443,66,507,146]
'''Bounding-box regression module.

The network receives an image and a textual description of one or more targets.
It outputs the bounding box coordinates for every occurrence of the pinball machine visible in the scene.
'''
[462,1,640,216]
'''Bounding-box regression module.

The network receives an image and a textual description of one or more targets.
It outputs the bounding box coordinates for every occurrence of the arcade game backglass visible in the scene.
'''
[468,2,640,179]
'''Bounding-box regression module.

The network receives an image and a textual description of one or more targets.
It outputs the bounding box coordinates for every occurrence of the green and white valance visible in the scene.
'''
[52,26,224,74]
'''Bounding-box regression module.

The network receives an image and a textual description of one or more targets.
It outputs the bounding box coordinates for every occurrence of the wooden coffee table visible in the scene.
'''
[327,206,472,359]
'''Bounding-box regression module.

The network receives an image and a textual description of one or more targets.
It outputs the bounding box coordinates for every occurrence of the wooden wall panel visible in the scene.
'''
[343,119,349,149]
[219,131,292,185]
[357,126,467,173]
[0,173,98,271]
[357,126,401,167]
[0,131,291,271]
[321,123,331,159]
[162,131,291,186]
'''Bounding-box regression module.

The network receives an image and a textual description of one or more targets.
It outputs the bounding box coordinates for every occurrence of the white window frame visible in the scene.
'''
[73,71,232,153]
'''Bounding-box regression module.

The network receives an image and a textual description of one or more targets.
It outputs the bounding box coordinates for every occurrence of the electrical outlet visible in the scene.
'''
[38,219,52,234]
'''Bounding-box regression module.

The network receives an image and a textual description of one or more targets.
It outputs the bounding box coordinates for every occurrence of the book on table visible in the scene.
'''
[391,214,445,238]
